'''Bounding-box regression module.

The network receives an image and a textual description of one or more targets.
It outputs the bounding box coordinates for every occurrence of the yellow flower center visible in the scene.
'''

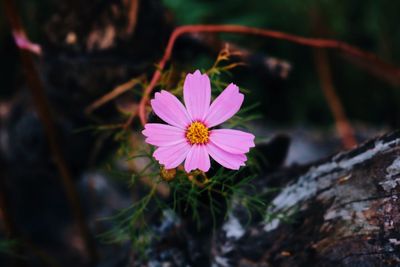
[186,121,209,145]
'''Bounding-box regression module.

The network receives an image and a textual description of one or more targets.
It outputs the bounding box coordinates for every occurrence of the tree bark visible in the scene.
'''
[215,130,400,267]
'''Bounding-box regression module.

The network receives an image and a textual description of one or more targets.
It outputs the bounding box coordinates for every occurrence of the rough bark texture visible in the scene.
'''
[141,131,400,267]
[214,131,400,267]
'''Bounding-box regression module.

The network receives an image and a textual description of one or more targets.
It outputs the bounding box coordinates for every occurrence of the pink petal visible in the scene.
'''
[210,129,255,154]
[206,142,247,170]
[151,90,191,129]
[184,145,210,172]
[183,70,211,121]
[12,30,42,55]
[142,123,186,147]
[153,142,191,169]
[204,83,244,127]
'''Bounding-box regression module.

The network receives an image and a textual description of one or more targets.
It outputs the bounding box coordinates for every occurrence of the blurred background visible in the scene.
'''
[1,0,400,266]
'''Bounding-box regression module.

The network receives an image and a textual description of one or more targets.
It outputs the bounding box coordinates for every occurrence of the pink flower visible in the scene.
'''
[142,70,255,172]
[12,30,42,55]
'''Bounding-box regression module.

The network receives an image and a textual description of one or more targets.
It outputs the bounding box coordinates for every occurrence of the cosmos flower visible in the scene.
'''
[142,70,255,172]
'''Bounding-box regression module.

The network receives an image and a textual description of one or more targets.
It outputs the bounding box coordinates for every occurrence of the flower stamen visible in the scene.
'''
[186,121,209,145]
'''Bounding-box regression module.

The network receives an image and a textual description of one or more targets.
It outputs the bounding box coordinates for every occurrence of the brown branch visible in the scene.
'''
[85,77,143,114]
[131,24,400,126]
[124,0,139,36]
[3,0,98,263]
[314,48,357,149]
[311,11,357,149]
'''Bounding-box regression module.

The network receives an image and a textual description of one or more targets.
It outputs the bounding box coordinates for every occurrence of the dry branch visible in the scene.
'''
[85,77,143,114]
[314,48,357,149]
[129,24,400,127]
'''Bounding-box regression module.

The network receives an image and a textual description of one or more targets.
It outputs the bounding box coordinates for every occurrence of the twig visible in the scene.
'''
[85,77,143,114]
[314,48,357,149]
[3,0,98,263]
[311,12,356,149]
[125,0,139,36]
[132,24,400,126]
[189,34,292,79]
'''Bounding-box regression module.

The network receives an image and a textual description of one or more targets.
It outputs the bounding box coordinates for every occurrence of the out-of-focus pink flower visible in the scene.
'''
[142,70,255,172]
[12,30,42,55]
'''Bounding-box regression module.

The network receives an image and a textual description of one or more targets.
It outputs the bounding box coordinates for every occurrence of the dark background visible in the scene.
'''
[2,0,400,127]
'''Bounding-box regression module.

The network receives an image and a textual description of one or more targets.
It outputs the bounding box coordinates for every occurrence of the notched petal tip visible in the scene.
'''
[149,98,156,108]
[184,145,210,173]
[184,164,193,173]
[193,69,202,75]
[228,82,239,90]
[249,134,256,147]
